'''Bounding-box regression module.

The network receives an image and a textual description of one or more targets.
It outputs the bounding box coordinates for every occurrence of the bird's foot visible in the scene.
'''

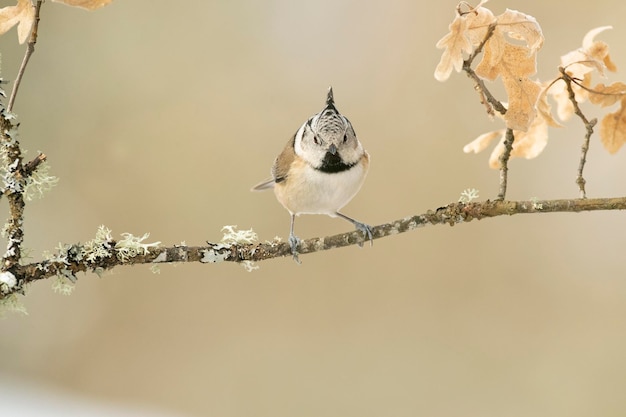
[288,233,302,264]
[354,221,374,248]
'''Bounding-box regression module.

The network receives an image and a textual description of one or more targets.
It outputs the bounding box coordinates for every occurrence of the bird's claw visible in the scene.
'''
[354,222,373,248]
[288,234,302,264]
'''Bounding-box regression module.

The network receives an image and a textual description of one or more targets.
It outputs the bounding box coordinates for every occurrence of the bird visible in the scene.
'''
[252,87,372,262]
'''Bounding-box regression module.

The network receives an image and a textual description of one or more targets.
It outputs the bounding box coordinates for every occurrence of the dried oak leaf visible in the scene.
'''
[542,27,617,123]
[434,1,495,81]
[600,97,626,154]
[0,0,35,44]
[588,82,626,107]
[493,8,543,54]
[561,26,615,79]
[464,111,549,168]
[476,42,541,131]
[472,8,543,131]
[51,0,113,10]
[537,83,563,128]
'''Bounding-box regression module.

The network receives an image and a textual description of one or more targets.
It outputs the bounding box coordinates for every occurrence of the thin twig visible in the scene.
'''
[497,128,515,200]
[461,22,514,199]
[3,196,626,299]
[462,23,508,117]
[559,67,597,198]
[22,152,47,177]
[7,0,43,113]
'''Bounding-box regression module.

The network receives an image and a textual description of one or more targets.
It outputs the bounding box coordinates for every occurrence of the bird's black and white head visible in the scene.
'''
[294,87,364,173]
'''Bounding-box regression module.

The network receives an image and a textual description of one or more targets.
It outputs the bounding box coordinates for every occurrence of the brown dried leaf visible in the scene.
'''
[51,0,113,10]
[463,5,497,45]
[588,82,626,107]
[434,15,472,81]
[463,130,503,155]
[561,26,614,78]
[474,37,499,80]
[477,42,541,130]
[604,52,617,72]
[0,0,35,44]
[509,112,549,161]
[504,77,541,132]
[434,2,495,81]
[472,8,543,80]
[600,97,626,154]
[494,8,543,53]
[489,116,548,168]
[537,84,563,128]
[464,110,550,169]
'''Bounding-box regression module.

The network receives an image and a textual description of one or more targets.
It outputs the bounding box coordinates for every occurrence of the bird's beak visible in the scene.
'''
[328,143,337,155]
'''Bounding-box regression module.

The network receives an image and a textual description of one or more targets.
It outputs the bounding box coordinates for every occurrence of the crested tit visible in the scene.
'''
[252,87,372,262]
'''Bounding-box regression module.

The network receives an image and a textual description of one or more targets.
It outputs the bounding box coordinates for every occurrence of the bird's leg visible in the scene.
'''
[288,214,302,264]
[335,212,373,247]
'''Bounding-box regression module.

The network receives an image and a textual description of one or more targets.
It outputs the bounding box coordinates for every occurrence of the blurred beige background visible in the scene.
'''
[2,0,626,416]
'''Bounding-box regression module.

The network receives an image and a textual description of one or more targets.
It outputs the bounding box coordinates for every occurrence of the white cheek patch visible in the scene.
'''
[294,124,306,157]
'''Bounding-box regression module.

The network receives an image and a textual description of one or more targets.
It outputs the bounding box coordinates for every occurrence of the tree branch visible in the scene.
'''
[3,196,625,299]
[0,111,27,270]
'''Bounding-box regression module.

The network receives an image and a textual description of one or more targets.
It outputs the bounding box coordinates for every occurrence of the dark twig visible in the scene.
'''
[22,152,47,177]
[3,196,626,300]
[462,23,508,117]
[497,128,515,200]
[7,0,43,113]
[559,67,597,198]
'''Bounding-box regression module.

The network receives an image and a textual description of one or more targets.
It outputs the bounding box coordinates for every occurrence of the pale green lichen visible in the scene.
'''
[150,264,161,274]
[52,276,75,295]
[59,267,77,283]
[24,162,59,201]
[0,293,27,316]
[82,225,114,262]
[530,197,543,210]
[115,232,160,261]
[19,247,33,264]
[42,242,76,267]
[240,260,259,272]
[459,188,480,203]
[219,226,259,270]
[220,225,257,245]
[80,226,160,263]
[0,116,58,200]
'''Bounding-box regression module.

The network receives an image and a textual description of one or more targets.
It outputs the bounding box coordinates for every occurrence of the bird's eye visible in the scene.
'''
[343,134,348,143]
[313,135,320,145]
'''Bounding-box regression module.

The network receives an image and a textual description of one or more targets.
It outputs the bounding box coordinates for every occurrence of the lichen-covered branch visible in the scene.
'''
[0,111,27,270]
[2,196,626,300]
